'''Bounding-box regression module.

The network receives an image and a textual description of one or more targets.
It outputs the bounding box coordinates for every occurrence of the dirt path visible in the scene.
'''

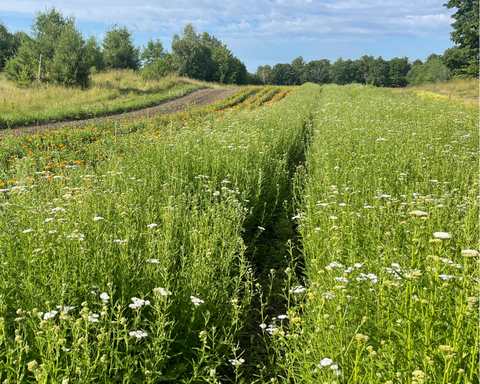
[0,88,236,136]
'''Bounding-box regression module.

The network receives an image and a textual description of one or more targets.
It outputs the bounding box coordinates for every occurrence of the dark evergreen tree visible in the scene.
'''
[50,22,89,88]
[103,25,140,70]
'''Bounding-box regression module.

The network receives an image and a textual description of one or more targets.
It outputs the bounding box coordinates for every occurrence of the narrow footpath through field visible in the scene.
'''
[0,88,235,136]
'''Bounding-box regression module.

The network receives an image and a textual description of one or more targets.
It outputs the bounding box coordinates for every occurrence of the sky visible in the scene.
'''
[0,0,457,73]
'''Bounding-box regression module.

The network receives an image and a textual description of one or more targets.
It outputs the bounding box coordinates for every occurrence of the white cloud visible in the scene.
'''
[1,0,454,40]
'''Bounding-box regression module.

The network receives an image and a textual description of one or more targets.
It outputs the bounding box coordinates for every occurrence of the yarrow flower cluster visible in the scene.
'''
[317,357,341,376]
[190,296,205,306]
[433,232,452,239]
[229,358,245,366]
[100,292,110,303]
[129,330,148,339]
[154,287,172,296]
[129,297,150,309]
[289,286,306,294]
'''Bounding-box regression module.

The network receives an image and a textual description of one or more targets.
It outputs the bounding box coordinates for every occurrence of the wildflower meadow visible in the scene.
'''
[0,83,478,383]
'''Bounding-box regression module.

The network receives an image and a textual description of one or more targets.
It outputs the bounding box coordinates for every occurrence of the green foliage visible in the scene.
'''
[3,40,38,87]
[291,56,306,85]
[256,65,272,85]
[171,24,211,80]
[84,35,104,73]
[141,53,174,81]
[267,63,296,85]
[4,7,93,88]
[50,23,89,88]
[368,56,390,87]
[0,21,24,71]
[300,59,331,84]
[171,24,247,84]
[331,58,359,85]
[443,0,479,51]
[407,58,451,86]
[388,57,411,87]
[102,25,140,70]
[140,38,165,65]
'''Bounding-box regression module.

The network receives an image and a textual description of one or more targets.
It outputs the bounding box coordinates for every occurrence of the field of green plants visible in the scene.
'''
[0,83,478,383]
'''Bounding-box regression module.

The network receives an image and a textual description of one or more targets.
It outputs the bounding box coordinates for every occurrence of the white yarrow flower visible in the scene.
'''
[461,249,478,257]
[154,287,172,296]
[100,292,110,302]
[229,358,245,366]
[320,358,333,367]
[433,232,452,239]
[129,330,147,339]
[289,286,306,294]
[190,296,205,306]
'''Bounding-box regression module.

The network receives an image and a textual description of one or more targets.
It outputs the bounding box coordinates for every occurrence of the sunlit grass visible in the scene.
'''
[391,77,478,103]
[0,70,210,128]
[270,84,479,384]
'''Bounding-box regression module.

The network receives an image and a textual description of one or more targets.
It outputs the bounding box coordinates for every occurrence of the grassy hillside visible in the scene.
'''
[391,77,478,103]
[0,70,239,129]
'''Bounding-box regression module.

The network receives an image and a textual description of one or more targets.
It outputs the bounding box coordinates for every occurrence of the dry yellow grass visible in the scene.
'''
[391,78,478,103]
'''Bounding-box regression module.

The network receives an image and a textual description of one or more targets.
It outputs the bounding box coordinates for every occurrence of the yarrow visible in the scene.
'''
[190,296,205,306]
[229,358,245,366]
[433,232,452,239]
[129,330,147,339]
[154,287,172,296]
[461,249,478,257]
[129,297,150,309]
[289,286,306,294]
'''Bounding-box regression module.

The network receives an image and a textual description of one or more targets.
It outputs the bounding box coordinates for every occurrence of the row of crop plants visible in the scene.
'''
[0,84,320,382]
[0,85,293,169]
[271,85,479,383]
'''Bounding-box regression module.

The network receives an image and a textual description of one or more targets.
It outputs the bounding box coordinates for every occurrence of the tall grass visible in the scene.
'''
[0,70,207,128]
[271,84,479,383]
[391,77,479,103]
[0,84,319,382]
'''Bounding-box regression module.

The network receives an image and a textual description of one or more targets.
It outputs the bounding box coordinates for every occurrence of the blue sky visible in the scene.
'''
[1,1,456,72]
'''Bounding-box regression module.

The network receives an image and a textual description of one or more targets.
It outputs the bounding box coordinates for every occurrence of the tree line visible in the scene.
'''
[0,7,249,88]
[0,1,477,88]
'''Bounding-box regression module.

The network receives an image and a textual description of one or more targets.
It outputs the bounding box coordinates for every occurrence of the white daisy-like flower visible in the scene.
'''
[190,296,205,306]
[259,323,267,329]
[330,365,338,370]
[146,259,160,263]
[354,263,363,268]
[147,223,158,229]
[277,314,287,320]
[433,232,452,239]
[258,226,265,231]
[93,216,104,221]
[461,249,479,257]
[22,229,34,233]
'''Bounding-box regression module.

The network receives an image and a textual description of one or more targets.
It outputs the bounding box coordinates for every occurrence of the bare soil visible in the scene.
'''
[0,88,236,137]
